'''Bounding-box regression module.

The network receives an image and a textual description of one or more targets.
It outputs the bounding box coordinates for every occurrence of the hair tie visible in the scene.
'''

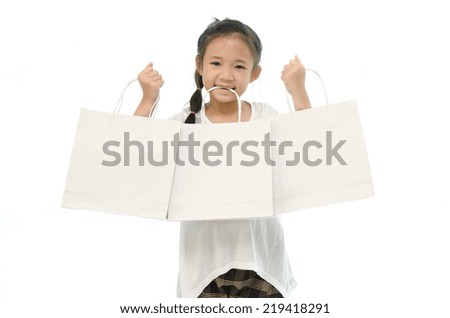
[196,88,201,91]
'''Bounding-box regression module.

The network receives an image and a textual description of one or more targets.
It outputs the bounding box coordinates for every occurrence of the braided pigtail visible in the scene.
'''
[184,70,204,124]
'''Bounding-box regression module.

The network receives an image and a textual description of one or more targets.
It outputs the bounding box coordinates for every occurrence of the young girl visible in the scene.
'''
[134,18,311,298]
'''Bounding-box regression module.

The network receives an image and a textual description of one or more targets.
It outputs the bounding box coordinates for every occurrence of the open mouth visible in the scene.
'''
[216,86,236,91]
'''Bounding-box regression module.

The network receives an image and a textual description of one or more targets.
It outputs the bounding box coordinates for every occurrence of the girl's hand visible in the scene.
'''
[137,62,164,103]
[281,55,306,96]
[134,62,164,117]
[281,55,311,110]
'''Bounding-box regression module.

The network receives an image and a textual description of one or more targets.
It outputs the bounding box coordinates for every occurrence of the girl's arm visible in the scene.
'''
[281,55,311,111]
[134,62,164,117]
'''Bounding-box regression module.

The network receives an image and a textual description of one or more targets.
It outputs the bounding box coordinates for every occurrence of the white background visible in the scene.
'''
[1,0,449,317]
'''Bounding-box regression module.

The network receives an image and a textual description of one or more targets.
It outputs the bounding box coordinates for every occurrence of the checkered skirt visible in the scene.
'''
[198,268,283,298]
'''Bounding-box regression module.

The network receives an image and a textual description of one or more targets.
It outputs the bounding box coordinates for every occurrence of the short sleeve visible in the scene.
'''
[251,102,279,120]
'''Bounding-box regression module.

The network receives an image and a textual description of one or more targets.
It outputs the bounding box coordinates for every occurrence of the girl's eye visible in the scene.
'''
[235,65,246,70]
[211,61,220,66]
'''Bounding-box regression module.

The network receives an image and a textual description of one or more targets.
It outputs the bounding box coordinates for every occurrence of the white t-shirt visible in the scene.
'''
[170,102,297,298]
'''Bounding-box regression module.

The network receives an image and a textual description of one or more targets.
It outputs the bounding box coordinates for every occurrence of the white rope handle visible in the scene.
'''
[200,86,242,123]
[113,78,160,118]
[285,68,329,112]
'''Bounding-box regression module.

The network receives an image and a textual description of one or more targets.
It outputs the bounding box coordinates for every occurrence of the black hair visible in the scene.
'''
[184,18,263,124]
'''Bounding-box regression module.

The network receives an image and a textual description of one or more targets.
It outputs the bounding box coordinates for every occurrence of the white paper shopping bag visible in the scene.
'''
[62,81,181,219]
[271,100,374,214]
[167,87,273,221]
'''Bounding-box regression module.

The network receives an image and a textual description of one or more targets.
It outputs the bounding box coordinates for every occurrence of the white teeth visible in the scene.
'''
[216,86,235,90]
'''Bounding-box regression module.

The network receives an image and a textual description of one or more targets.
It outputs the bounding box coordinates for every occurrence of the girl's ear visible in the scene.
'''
[196,55,203,75]
[250,65,262,83]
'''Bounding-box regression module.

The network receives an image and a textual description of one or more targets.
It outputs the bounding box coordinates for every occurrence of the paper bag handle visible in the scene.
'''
[285,68,329,112]
[113,78,160,118]
[200,86,242,123]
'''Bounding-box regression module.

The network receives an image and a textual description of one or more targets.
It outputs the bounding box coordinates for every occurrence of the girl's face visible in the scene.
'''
[197,35,261,104]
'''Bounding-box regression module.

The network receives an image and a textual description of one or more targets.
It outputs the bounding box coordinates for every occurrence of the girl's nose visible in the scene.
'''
[219,67,234,81]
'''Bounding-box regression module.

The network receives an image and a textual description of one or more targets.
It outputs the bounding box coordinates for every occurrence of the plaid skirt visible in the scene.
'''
[198,269,284,298]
